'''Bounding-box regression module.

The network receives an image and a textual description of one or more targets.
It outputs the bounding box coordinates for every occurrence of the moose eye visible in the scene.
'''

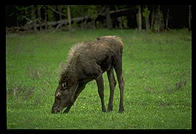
[61,82,67,89]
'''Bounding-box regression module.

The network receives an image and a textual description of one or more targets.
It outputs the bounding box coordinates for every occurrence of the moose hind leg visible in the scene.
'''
[96,75,106,112]
[107,68,116,112]
[114,56,125,113]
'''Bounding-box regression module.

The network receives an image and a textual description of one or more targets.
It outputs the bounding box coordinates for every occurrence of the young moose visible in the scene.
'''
[51,36,125,113]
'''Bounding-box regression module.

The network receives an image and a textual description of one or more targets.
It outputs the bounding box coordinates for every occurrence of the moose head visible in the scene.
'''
[51,71,78,113]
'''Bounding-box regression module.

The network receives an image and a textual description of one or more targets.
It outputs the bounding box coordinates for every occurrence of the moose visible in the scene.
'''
[51,36,125,113]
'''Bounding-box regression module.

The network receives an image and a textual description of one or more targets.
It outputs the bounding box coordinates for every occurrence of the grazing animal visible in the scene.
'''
[51,36,125,113]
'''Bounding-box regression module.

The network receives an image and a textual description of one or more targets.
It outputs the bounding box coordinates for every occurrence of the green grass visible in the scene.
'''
[6,29,192,129]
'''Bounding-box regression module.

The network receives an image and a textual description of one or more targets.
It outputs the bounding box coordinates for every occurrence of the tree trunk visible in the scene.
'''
[118,17,123,30]
[151,7,155,30]
[165,8,169,30]
[80,7,85,30]
[24,6,28,27]
[67,5,72,31]
[157,5,161,32]
[59,7,63,30]
[38,6,42,31]
[55,5,60,21]
[143,6,150,31]
[153,5,164,32]
[44,6,48,30]
[145,16,150,31]
[188,5,191,31]
[59,7,62,20]
[32,5,37,31]
[56,6,62,30]
[105,6,112,29]
[137,5,142,31]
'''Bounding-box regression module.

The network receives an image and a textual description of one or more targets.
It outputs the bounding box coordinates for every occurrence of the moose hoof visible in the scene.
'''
[63,109,70,114]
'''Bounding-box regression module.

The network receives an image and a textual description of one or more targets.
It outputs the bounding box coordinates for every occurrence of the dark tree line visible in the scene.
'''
[6,5,192,32]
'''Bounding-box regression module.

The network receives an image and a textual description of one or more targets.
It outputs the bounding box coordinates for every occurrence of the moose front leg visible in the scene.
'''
[96,75,106,112]
[63,83,86,113]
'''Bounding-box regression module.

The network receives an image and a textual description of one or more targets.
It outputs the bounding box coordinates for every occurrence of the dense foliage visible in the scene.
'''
[6,5,191,32]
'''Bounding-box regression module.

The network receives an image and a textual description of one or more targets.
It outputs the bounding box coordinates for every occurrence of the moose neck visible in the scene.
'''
[63,64,77,81]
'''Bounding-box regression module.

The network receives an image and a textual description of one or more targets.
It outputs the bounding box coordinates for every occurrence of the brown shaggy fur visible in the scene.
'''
[52,36,125,113]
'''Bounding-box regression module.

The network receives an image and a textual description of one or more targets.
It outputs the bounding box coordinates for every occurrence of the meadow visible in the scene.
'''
[6,29,191,129]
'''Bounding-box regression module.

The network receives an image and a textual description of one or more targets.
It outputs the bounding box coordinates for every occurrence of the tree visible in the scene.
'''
[67,5,72,31]
[142,6,150,31]
[136,5,142,31]
[87,6,98,29]
[152,5,164,32]
[5,5,190,32]
[165,7,169,30]
[31,5,37,31]
[188,5,191,31]
[150,6,155,30]
[44,5,48,30]
[105,6,112,29]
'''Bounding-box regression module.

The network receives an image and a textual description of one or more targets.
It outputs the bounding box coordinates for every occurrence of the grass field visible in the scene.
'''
[6,29,192,129]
